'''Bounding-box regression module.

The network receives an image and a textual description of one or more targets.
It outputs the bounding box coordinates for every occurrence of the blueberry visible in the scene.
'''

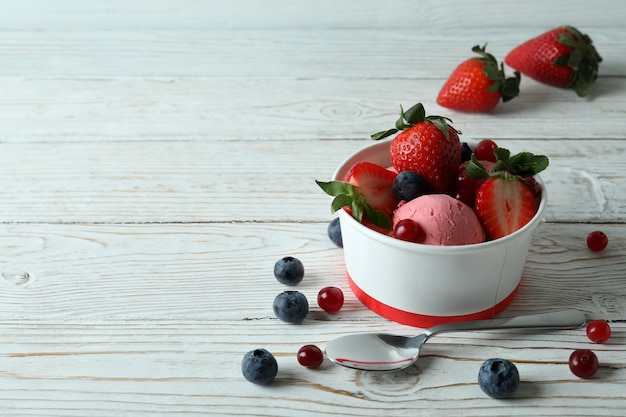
[327,217,343,247]
[241,348,278,385]
[460,142,473,162]
[478,358,520,399]
[393,171,427,201]
[273,291,309,323]
[273,256,305,285]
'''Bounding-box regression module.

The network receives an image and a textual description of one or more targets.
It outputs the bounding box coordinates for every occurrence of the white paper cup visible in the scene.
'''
[332,140,547,327]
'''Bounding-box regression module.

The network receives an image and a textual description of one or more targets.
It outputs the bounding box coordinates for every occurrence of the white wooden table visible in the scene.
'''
[1,1,624,415]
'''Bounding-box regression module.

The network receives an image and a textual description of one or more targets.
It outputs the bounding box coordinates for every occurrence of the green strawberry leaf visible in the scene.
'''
[363,205,392,230]
[371,102,460,141]
[554,54,570,66]
[466,155,491,179]
[555,25,603,97]
[315,180,392,229]
[331,194,353,213]
[469,148,549,179]
[427,117,451,140]
[316,180,355,197]
[403,102,426,125]
[371,128,398,140]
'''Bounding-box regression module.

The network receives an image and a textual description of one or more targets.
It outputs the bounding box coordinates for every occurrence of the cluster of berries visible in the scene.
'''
[437,26,602,112]
[478,319,612,399]
[241,256,345,385]
[318,102,549,242]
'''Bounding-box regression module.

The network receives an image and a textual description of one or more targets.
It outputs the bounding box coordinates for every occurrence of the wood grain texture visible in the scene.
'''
[1,0,624,30]
[1,77,625,142]
[0,140,623,223]
[0,222,624,321]
[0,320,624,417]
[0,1,624,415]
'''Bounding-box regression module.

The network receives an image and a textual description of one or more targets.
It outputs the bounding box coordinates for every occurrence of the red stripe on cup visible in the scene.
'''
[348,274,520,328]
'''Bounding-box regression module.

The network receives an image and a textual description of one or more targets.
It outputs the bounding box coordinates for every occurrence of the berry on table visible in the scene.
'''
[393,219,425,243]
[273,256,305,285]
[473,139,498,162]
[273,291,309,323]
[586,320,611,343]
[297,345,324,368]
[317,286,344,313]
[242,348,278,385]
[478,358,520,399]
[437,45,520,112]
[393,171,427,202]
[505,25,602,97]
[327,217,343,247]
[569,349,599,379]
[587,230,608,252]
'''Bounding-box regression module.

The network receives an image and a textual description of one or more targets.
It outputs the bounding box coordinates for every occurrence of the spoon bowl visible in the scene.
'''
[326,309,586,371]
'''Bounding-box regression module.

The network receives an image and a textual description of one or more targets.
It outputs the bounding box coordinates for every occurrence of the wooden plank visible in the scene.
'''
[0,222,624,321]
[0,140,623,223]
[0,319,623,416]
[0,29,622,78]
[2,0,624,30]
[0,78,624,142]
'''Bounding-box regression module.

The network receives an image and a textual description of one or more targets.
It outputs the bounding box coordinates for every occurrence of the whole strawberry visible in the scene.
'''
[467,148,549,240]
[371,103,461,194]
[437,44,521,112]
[505,25,602,97]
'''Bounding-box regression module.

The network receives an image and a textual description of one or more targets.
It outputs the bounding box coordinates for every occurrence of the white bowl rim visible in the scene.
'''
[332,138,548,255]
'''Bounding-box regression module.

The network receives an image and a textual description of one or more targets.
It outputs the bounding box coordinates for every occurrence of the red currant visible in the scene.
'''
[474,139,498,162]
[587,230,608,252]
[586,320,611,344]
[393,219,425,243]
[569,349,599,379]
[317,286,344,313]
[297,344,324,368]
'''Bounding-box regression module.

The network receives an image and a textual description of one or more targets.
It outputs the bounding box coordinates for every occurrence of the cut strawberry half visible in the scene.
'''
[345,162,399,216]
[316,162,399,230]
[475,176,537,240]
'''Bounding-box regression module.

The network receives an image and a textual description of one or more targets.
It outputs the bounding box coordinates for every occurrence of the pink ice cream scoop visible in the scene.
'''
[392,194,485,245]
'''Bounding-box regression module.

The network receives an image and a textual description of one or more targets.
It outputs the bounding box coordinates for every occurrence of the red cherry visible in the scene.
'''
[297,345,324,368]
[587,231,608,252]
[569,349,599,379]
[586,320,611,343]
[393,219,425,243]
[317,286,344,313]
[474,139,498,162]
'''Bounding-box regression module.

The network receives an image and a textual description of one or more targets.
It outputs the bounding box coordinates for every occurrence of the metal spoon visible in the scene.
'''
[326,309,586,371]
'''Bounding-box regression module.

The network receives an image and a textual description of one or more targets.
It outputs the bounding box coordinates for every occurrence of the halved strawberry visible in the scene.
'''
[316,162,399,230]
[345,162,399,216]
[475,176,537,240]
[467,147,549,240]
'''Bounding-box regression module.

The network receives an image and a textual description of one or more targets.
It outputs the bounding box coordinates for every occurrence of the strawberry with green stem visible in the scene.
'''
[437,44,521,112]
[371,102,461,194]
[467,148,549,240]
[505,25,602,97]
[316,162,398,230]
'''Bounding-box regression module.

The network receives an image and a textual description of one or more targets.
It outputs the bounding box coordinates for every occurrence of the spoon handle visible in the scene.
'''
[424,309,586,338]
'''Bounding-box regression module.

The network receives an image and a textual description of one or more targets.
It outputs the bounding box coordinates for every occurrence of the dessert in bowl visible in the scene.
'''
[331,140,547,327]
[318,103,549,327]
